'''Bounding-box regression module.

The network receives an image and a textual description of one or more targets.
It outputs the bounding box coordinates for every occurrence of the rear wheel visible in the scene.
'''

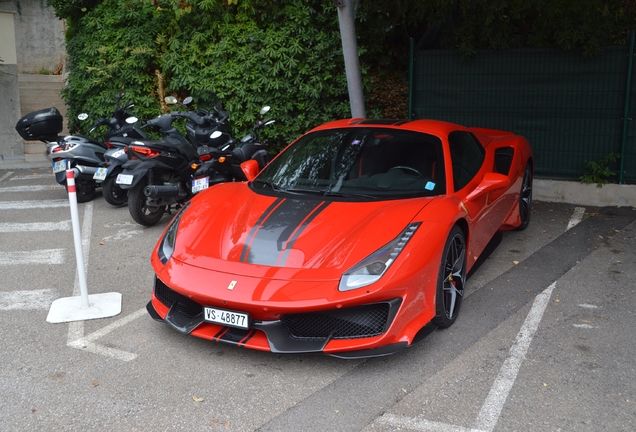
[515,162,533,231]
[102,172,128,206]
[432,226,466,329]
[128,177,165,226]
[64,178,96,203]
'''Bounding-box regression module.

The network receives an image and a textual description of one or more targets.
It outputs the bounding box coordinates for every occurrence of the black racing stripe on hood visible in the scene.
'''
[240,199,330,266]
[276,200,330,266]
[240,198,286,263]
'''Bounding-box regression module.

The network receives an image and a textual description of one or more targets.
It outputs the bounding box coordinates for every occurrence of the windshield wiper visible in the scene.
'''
[321,190,376,199]
[252,179,286,192]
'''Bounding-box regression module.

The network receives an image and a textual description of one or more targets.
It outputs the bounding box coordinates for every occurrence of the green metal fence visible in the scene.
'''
[409,35,636,184]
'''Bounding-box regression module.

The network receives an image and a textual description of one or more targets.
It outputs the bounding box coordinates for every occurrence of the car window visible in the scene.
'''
[253,127,446,200]
[449,131,485,192]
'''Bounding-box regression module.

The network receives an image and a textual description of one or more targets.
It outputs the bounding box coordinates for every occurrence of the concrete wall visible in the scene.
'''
[0,8,24,161]
[0,1,66,164]
[13,0,66,73]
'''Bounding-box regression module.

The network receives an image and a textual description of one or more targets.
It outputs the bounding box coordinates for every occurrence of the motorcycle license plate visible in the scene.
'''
[203,307,249,330]
[192,176,209,193]
[52,159,67,173]
[111,149,125,159]
[93,168,108,181]
[116,174,134,185]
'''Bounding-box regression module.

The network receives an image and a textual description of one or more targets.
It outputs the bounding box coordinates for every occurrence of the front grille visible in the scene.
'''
[154,277,202,319]
[281,303,391,341]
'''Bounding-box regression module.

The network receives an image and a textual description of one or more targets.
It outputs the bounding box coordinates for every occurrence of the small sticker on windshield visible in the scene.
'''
[351,139,361,145]
[425,181,435,191]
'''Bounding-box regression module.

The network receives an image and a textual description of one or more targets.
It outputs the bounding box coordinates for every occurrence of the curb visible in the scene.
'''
[534,179,636,208]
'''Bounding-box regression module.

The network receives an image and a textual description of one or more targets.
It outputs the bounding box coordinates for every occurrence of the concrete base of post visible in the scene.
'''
[46,292,122,323]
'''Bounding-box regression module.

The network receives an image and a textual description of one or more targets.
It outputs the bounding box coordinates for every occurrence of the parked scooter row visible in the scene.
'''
[117,100,273,226]
[15,90,145,204]
[15,93,274,226]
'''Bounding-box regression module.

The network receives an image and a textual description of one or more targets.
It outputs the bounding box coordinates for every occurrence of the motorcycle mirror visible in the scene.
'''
[210,131,223,140]
[165,96,178,105]
[78,113,89,121]
[183,96,193,105]
[125,116,139,124]
[259,106,271,115]
[264,120,275,126]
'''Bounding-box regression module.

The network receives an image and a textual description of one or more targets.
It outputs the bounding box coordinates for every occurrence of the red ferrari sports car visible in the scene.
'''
[146,118,533,358]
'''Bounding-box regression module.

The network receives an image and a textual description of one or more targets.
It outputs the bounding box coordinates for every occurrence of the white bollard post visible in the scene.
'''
[46,168,122,323]
[66,169,90,308]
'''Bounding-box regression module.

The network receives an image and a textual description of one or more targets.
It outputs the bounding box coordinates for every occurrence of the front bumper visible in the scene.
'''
[147,277,407,358]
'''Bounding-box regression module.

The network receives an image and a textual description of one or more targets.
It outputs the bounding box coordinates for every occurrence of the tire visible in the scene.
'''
[102,173,128,206]
[128,177,165,226]
[515,162,533,231]
[64,178,96,203]
[432,226,466,329]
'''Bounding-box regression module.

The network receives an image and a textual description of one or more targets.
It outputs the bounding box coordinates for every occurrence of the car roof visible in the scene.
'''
[309,118,469,137]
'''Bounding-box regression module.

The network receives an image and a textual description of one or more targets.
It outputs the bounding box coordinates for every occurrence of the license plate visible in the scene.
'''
[111,149,125,159]
[192,176,209,193]
[203,307,249,329]
[93,167,108,181]
[116,173,134,185]
[52,160,66,173]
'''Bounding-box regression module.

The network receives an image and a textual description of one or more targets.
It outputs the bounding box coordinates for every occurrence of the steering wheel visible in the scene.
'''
[388,166,424,178]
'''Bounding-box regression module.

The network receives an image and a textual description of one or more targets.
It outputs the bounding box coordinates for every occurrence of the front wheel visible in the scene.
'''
[432,226,466,329]
[102,172,128,206]
[128,177,165,226]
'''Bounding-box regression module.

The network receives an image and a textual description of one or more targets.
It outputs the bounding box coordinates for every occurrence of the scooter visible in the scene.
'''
[116,97,232,225]
[15,90,144,203]
[117,100,271,226]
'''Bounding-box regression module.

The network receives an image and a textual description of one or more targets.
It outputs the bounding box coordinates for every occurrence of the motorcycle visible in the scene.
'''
[116,100,271,226]
[14,90,144,203]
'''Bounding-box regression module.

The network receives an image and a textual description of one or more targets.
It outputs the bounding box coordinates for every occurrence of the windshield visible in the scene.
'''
[252,127,446,200]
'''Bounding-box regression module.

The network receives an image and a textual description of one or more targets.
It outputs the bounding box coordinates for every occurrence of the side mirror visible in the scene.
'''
[183,96,193,105]
[465,172,509,201]
[164,96,178,105]
[259,106,271,115]
[240,160,260,182]
[78,113,89,121]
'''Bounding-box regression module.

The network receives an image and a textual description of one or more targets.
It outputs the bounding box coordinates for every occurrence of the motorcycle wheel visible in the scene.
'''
[128,177,165,226]
[64,178,96,203]
[102,173,128,206]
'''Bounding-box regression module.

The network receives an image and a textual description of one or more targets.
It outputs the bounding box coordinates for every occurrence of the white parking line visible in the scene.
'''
[566,207,586,231]
[377,283,556,432]
[473,282,555,431]
[0,249,65,265]
[0,185,63,193]
[63,202,142,362]
[0,289,56,311]
[0,200,69,210]
[0,171,14,182]
[10,174,53,181]
[68,308,146,362]
[0,221,71,233]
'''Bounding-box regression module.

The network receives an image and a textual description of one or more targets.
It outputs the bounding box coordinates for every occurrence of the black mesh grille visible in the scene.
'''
[154,278,202,319]
[281,303,391,340]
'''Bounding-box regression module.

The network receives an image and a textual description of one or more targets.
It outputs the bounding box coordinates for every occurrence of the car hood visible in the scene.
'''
[171,183,434,279]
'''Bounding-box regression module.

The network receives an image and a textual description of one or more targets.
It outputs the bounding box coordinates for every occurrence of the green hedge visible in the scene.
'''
[58,0,362,152]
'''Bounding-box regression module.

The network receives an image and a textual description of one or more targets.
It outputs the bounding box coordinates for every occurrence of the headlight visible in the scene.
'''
[339,222,421,291]
[157,202,190,264]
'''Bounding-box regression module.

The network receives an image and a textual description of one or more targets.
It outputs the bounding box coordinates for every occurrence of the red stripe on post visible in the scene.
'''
[66,170,76,193]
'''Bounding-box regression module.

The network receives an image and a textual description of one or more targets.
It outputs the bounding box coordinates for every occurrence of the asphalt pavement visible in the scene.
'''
[0,166,635,431]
